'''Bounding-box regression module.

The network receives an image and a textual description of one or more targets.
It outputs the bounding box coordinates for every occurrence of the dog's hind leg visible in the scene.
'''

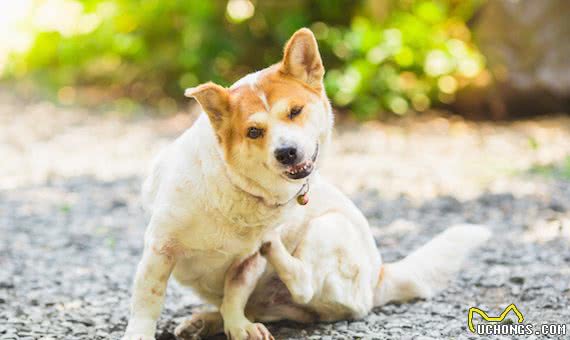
[261,212,381,320]
[260,234,314,305]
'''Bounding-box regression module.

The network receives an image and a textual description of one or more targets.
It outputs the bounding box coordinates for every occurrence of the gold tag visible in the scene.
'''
[297,193,309,205]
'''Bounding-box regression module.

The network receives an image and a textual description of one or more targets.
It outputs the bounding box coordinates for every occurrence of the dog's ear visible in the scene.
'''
[185,82,229,128]
[281,28,324,90]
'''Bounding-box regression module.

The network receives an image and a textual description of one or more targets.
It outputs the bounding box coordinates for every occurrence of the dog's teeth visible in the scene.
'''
[288,162,314,177]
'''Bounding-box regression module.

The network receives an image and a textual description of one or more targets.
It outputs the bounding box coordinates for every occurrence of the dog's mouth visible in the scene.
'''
[284,144,319,180]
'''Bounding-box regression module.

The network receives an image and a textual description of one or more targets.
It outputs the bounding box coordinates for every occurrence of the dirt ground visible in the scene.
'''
[1,91,569,339]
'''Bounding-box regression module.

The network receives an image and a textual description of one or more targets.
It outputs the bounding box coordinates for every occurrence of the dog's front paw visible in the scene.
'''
[225,321,274,340]
[121,333,155,340]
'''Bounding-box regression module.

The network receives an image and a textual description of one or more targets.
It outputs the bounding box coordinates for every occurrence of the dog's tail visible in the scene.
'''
[374,224,491,306]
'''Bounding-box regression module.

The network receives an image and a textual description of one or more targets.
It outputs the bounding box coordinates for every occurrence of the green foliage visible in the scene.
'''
[2,0,485,118]
[318,0,485,118]
[529,156,570,181]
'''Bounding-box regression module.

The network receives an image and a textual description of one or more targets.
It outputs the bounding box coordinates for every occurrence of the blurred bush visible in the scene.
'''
[0,0,485,118]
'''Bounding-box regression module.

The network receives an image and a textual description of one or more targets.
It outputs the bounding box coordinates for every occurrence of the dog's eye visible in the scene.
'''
[246,127,263,139]
[289,106,303,120]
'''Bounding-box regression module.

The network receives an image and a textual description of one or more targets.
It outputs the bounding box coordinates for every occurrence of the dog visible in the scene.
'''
[122,28,491,340]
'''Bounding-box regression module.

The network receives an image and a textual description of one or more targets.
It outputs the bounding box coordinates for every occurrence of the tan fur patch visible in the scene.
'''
[150,286,163,296]
[216,65,325,163]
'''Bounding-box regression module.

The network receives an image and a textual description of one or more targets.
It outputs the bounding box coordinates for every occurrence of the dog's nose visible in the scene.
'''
[274,146,299,165]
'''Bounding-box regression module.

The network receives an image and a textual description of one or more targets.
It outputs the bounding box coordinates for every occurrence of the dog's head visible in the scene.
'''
[185,28,332,195]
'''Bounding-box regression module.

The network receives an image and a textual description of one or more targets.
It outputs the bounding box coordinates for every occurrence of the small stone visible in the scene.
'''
[156,331,176,340]
[509,276,525,285]
[0,336,17,340]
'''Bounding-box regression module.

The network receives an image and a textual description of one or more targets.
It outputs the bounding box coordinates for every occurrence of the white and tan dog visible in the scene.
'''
[122,28,491,340]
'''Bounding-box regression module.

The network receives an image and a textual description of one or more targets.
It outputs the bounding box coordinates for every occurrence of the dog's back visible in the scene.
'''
[140,116,209,214]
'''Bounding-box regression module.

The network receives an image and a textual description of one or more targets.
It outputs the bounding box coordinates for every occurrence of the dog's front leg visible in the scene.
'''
[123,240,177,340]
[220,252,273,340]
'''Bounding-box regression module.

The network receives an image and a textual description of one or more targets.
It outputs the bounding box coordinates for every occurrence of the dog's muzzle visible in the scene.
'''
[283,144,319,180]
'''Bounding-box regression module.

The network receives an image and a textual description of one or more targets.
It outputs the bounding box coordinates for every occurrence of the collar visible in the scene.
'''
[226,171,311,208]
[285,181,310,206]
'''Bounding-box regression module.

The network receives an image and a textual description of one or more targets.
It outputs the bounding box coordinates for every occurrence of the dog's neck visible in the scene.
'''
[224,165,308,208]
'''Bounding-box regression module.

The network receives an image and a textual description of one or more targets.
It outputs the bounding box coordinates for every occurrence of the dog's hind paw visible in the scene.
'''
[175,319,204,340]
[174,312,223,340]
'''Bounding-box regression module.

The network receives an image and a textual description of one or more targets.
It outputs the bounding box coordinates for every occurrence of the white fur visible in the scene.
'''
[374,224,492,306]
[123,46,489,340]
[230,70,261,89]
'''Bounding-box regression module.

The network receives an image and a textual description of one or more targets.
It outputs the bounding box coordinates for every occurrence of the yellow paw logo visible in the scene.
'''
[468,304,524,333]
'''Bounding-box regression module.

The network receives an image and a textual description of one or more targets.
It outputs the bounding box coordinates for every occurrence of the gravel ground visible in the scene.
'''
[1,94,570,339]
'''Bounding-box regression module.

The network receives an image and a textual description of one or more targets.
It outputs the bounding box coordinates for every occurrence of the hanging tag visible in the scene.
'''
[295,182,310,206]
[297,192,309,205]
